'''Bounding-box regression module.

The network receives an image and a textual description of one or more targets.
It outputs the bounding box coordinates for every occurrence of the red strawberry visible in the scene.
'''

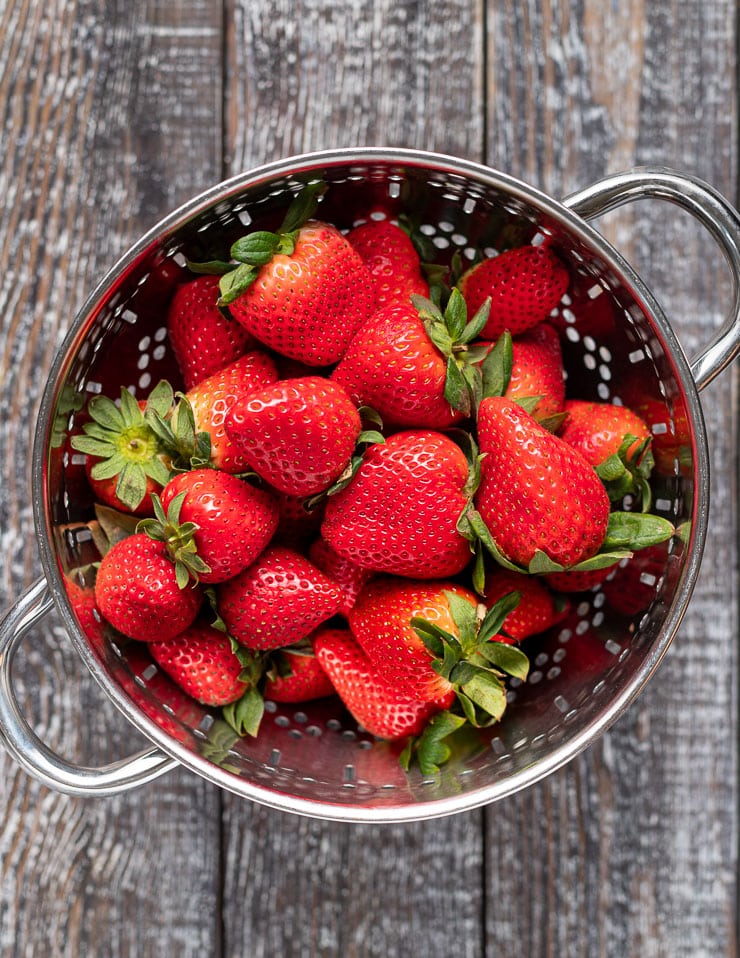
[264,640,336,703]
[308,536,375,618]
[223,221,375,366]
[601,542,670,616]
[148,468,279,584]
[149,621,248,706]
[64,576,107,652]
[558,399,653,506]
[217,545,342,651]
[474,396,610,569]
[167,275,256,389]
[321,430,472,579]
[313,628,452,739]
[184,350,278,473]
[94,533,203,642]
[71,382,174,515]
[543,566,614,594]
[482,568,569,642]
[505,322,565,420]
[331,290,490,428]
[458,245,570,339]
[224,376,362,496]
[274,492,326,549]
[558,399,651,466]
[347,219,429,308]
[349,578,529,726]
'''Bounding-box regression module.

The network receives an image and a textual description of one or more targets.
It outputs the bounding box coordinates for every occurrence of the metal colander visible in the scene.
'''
[2,148,739,822]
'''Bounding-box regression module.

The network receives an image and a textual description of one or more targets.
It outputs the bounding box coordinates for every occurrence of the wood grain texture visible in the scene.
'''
[485,3,738,957]
[0,1,224,955]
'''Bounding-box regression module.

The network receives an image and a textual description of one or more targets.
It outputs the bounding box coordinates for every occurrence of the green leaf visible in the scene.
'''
[479,330,513,400]
[443,590,478,649]
[461,506,526,573]
[119,386,143,422]
[410,617,459,659]
[185,258,234,276]
[526,550,565,575]
[460,672,508,725]
[596,453,627,483]
[444,287,468,340]
[89,453,127,481]
[477,641,530,680]
[458,297,491,344]
[115,461,148,511]
[477,591,522,643]
[144,380,175,420]
[279,181,326,234]
[88,394,126,431]
[70,435,116,458]
[218,263,260,305]
[604,512,675,551]
[413,711,467,776]
[223,686,265,738]
[230,231,281,266]
[444,355,470,414]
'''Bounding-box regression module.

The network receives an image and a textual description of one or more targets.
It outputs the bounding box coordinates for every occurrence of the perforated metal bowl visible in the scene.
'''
[2,148,740,822]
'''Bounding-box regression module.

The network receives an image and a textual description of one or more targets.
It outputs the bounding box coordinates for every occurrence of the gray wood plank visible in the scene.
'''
[220,2,487,957]
[484,2,738,956]
[0,1,225,955]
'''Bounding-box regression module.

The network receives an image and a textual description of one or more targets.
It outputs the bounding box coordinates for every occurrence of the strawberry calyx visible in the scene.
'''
[594,434,655,511]
[412,289,494,418]
[459,503,675,578]
[403,589,529,773]
[186,182,327,306]
[145,391,213,472]
[70,381,174,512]
[303,406,385,511]
[137,492,211,588]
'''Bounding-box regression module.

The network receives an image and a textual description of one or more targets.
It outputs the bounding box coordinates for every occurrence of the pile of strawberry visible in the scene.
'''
[67,182,674,773]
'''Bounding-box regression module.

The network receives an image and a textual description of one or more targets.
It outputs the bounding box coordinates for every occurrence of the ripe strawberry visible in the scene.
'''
[458,245,570,339]
[558,399,654,507]
[64,576,107,653]
[474,396,610,569]
[183,350,278,473]
[313,628,452,739]
[71,381,174,515]
[482,568,569,642]
[308,536,375,618]
[149,621,249,706]
[347,218,429,308]
[264,639,336,703]
[505,322,565,421]
[94,533,203,642]
[144,468,279,584]
[209,185,375,366]
[168,275,256,389]
[349,578,529,726]
[224,376,362,496]
[543,566,614,593]
[217,545,342,650]
[274,492,326,549]
[331,289,491,428]
[321,430,473,579]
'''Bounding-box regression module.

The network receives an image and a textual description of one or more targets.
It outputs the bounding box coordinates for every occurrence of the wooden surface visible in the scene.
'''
[0,1,736,955]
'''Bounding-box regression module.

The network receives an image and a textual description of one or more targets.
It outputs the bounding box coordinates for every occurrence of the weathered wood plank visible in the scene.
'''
[485,2,737,956]
[219,3,487,956]
[0,1,225,955]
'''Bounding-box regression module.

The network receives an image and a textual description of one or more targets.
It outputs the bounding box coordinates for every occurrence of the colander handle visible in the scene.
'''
[564,167,740,391]
[0,578,179,796]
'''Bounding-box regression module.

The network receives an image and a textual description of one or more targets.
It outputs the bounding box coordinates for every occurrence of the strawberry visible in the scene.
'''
[307,536,375,618]
[601,542,670,616]
[482,568,569,642]
[458,245,570,339]
[321,430,473,579]
[64,576,107,653]
[505,321,565,421]
[543,566,614,593]
[217,544,342,651]
[473,396,611,570]
[71,381,174,515]
[224,376,362,496]
[211,185,375,366]
[181,350,278,473]
[167,274,256,390]
[331,289,491,428]
[274,492,326,549]
[141,468,279,584]
[313,627,452,740]
[264,638,336,703]
[94,533,203,642]
[148,621,249,706]
[349,578,529,730]
[347,218,429,308]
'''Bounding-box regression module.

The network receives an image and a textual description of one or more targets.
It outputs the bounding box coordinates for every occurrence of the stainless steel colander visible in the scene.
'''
[2,148,739,822]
